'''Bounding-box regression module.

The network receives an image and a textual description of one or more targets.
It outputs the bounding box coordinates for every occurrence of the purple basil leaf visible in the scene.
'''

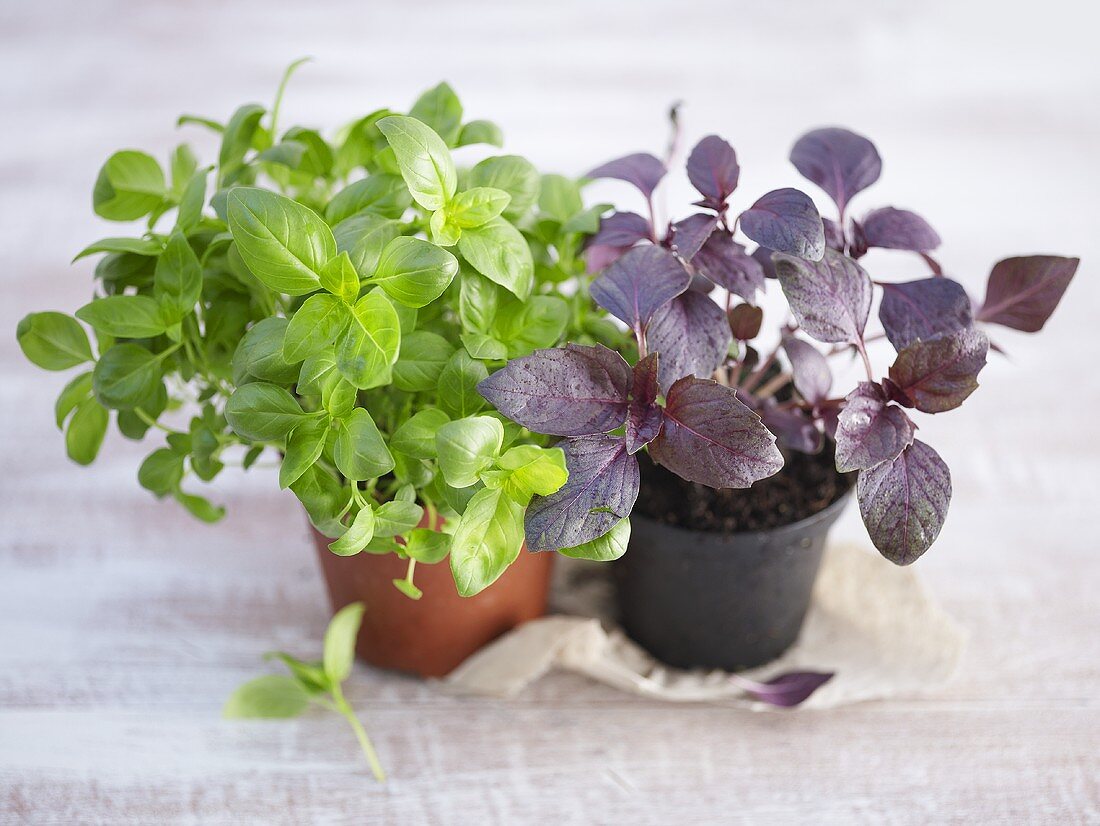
[670,213,719,261]
[525,435,639,551]
[478,343,631,436]
[976,255,1080,332]
[751,246,777,279]
[774,249,873,344]
[729,671,834,707]
[590,211,652,248]
[760,402,823,454]
[858,207,941,253]
[585,243,629,274]
[887,329,989,414]
[686,134,740,207]
[823,217,846,251]
[586,152,667,199]
[834,382,916,473]
[647,291,732,393]
[591,245,692,334]
[739,188,826,262]
[626,353,662,454]
[648,377,783,489]
[692,231,766,303]
[728,303,763,340]
[789,127,882,216]
[780,334,832,404]
[857,439,950,565]
[879,277,973,351]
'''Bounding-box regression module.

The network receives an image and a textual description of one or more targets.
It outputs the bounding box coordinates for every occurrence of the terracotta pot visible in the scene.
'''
[310,519,554,678]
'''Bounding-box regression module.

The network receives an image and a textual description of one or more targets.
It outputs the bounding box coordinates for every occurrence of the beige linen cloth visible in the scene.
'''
[446,544,965,709]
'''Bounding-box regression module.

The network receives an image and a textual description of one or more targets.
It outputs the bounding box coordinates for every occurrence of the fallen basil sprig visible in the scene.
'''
[482,124,1079,566]
[225,602,387,781]
[17,64,622,598]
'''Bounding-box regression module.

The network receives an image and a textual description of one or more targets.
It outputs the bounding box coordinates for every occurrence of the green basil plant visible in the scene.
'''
[17,65,623,598]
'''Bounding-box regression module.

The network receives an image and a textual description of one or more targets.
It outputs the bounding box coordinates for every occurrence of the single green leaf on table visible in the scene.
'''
[436,416,504,488]
[559,518,631,561]
[450,486,524,597]
[17,312,94,370]
[333,407,394,481]
[232,317,299,384]
[225,382,307,441]
[138,448,185,496]
[227,187,336,295]
[319,252,360,304]
[371,236,459,309]
[437,350,488,419]
[376,116,456,212]
[404,528,452,564]
[154,231,203,322]
[323,602,365,684]
[392,331,454,392]
[324,174,411,224]
[329,504,377,556]
[456,120,504,149]
[373,500,424,537]
[174,490,226,523]
[457,218,534,300]
[93,150,167,221]
[283,293,350,362]
[481,444,568,505]
[75,295,167,339]
[93,344,163,409]
[264,652,330,695]
[224,674,310,719]
[409,81,464,146]
[65,398,109,466]
[55,371,94,429]
[468,156,540,220]
[73,236,165,261]
[336,291,401,389]
[390,408,450,459]
[280,415,331,489]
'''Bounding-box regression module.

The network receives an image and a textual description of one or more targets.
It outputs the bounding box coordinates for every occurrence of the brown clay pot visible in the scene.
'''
[310,520,554,678]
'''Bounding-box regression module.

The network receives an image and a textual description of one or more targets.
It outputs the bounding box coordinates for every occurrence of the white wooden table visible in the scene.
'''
[1,1,1097,822]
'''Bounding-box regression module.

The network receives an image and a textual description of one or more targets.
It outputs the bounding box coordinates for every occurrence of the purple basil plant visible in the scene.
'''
[478,127,1079,566]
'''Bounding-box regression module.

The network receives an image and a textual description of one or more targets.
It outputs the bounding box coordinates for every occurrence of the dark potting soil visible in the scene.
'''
[635,446,854,534]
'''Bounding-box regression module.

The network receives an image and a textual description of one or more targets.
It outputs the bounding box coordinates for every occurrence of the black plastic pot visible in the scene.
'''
[613,488,853,671]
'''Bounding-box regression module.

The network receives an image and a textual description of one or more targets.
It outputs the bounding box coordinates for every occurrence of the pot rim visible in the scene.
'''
[630,482,854,543]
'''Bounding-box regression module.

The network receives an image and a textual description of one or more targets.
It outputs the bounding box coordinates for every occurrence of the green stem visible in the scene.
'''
[134,408,186,435]
[331,685,386,782]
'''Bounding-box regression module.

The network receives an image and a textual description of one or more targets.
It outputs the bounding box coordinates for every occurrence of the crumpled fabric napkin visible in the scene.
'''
[445,543,966,709]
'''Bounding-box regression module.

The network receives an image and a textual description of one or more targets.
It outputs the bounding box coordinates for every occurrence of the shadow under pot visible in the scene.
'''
[613,451,854,672]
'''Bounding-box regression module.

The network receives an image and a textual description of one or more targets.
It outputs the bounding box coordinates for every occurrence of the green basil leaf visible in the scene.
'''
[457,218,533,300]
[319,251,361,304]
[93,344,162,409]
[437,350,488,419]
[377,116,456,211]
[170,144,199,199]
[174,490,226,523]
[73,236,165,261]
[435,415,504,488]
[218,103,266,185]
[333,213,402,280]
[459,332,507,361]
[138,448,185,496]
[227,187,336,295]
[428,208,462,247]
[409,82,463,145]
[74,296,165,339]
[469,156,540,220]
[372,236,459,309]
[329,505,376,556]
[17,312,94,370]
[323,601,365,683]
[290,465,347,537]
[336,291,401,389]
[232,318,298,384]
[93,150,167,221]
[154,230,203,321]
[493,294,569,357]
[449,487,524,597]
[456,120,504,149]
[373,500,424,537]
[392,331,454,393]
[280,415,330,489]
[404,528,451,564]
[65,398,109,466]
[280,127,334,177]
[322,377,357,419]
[448,187,511,229]
[458,270,502,333]
[174,166,209,233]
[482,444,568,505]
[539,174,584,223]
[283,294,350,363]
[390,408,449,459]
[559,518,631,561]
[296,350,338,397]
[224,674,309,719]
[225,382,306,441]
[55,370,94,428]
[263,652,330,695]
[334,407,394,481]
[325,174,412,224]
